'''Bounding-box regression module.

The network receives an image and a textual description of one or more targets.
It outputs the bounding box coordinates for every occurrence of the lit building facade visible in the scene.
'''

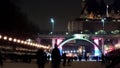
[68,17,120,34]
[67,0,120,34]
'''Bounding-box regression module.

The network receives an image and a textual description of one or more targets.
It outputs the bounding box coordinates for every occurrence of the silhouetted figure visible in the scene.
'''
[106,51,120,68]
[101,54,106,64]
[51,45,61,68]
[106,56,120,68]
[94,56,99,62]
[78,54,82,61]
[0,52,3,68]
[62,53,67,66]
[84,52,88,61]
[36,49,47,68]
[67,56,72,66]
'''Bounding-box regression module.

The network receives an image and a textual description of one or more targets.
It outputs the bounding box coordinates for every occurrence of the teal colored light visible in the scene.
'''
[95,32,98,35]
[101,19,104,23]
[50,18,54,23]
[95,48,101,56]
[73,34,83,39]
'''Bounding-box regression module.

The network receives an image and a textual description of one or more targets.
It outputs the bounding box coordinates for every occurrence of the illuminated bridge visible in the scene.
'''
[38,34,120,56]
[0,33,120,61]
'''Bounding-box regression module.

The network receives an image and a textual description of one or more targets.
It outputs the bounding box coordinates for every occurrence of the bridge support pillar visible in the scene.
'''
[101,38,105,55]
[52,38,56,49]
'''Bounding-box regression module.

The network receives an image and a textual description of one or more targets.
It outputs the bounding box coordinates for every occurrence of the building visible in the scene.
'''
[68,0,120,34]
[68,17,120,34]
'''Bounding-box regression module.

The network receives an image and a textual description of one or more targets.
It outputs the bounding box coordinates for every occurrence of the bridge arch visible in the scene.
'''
[58,34,103,55]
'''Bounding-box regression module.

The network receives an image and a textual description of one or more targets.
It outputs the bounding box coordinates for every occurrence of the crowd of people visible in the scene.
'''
[36,44,62,68]
[1,45,120,68]
[36,47,120,68]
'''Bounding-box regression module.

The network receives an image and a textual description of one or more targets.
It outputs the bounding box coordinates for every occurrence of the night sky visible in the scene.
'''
[13,0,83,33]
[1,0,120,34]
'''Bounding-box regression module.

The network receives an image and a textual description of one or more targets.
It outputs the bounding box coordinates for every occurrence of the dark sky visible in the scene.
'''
[0,0,119,40]
[9,0,120,33]
[11,0,83,32]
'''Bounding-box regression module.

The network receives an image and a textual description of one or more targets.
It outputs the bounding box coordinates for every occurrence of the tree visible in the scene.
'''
[0,0,39,34]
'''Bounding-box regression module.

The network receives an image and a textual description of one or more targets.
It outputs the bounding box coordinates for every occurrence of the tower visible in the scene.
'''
[80,0,88,18]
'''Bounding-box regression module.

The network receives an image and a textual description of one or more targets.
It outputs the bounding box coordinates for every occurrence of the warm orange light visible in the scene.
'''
[13,38,17,42]
[24,41,27,44]
[8,37,12,41]
[0,35,2,39]
[17,39,20,43]
[20,40,24,44]
[3,36,7,40]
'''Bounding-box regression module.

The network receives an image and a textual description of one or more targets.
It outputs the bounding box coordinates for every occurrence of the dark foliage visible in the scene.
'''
[0,0,39,34]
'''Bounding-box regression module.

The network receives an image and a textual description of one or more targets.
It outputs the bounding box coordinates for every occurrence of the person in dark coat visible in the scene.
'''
[78,54,82,61]
[62,53,67,66]
[84,52,88,61]
[51,45,61,68]
[36,49,47,68]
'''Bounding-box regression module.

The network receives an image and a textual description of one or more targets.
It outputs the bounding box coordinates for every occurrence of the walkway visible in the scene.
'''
[1,61,108,68]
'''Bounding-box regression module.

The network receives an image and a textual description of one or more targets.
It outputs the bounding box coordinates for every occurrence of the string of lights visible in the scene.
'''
[0,34,50,51]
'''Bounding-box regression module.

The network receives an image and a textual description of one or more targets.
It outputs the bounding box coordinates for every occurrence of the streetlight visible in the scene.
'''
[101,18,106,34]
[101,18,106,54]
[50,18,55,34]
[101,18,105,31]
[106,5,109,17]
